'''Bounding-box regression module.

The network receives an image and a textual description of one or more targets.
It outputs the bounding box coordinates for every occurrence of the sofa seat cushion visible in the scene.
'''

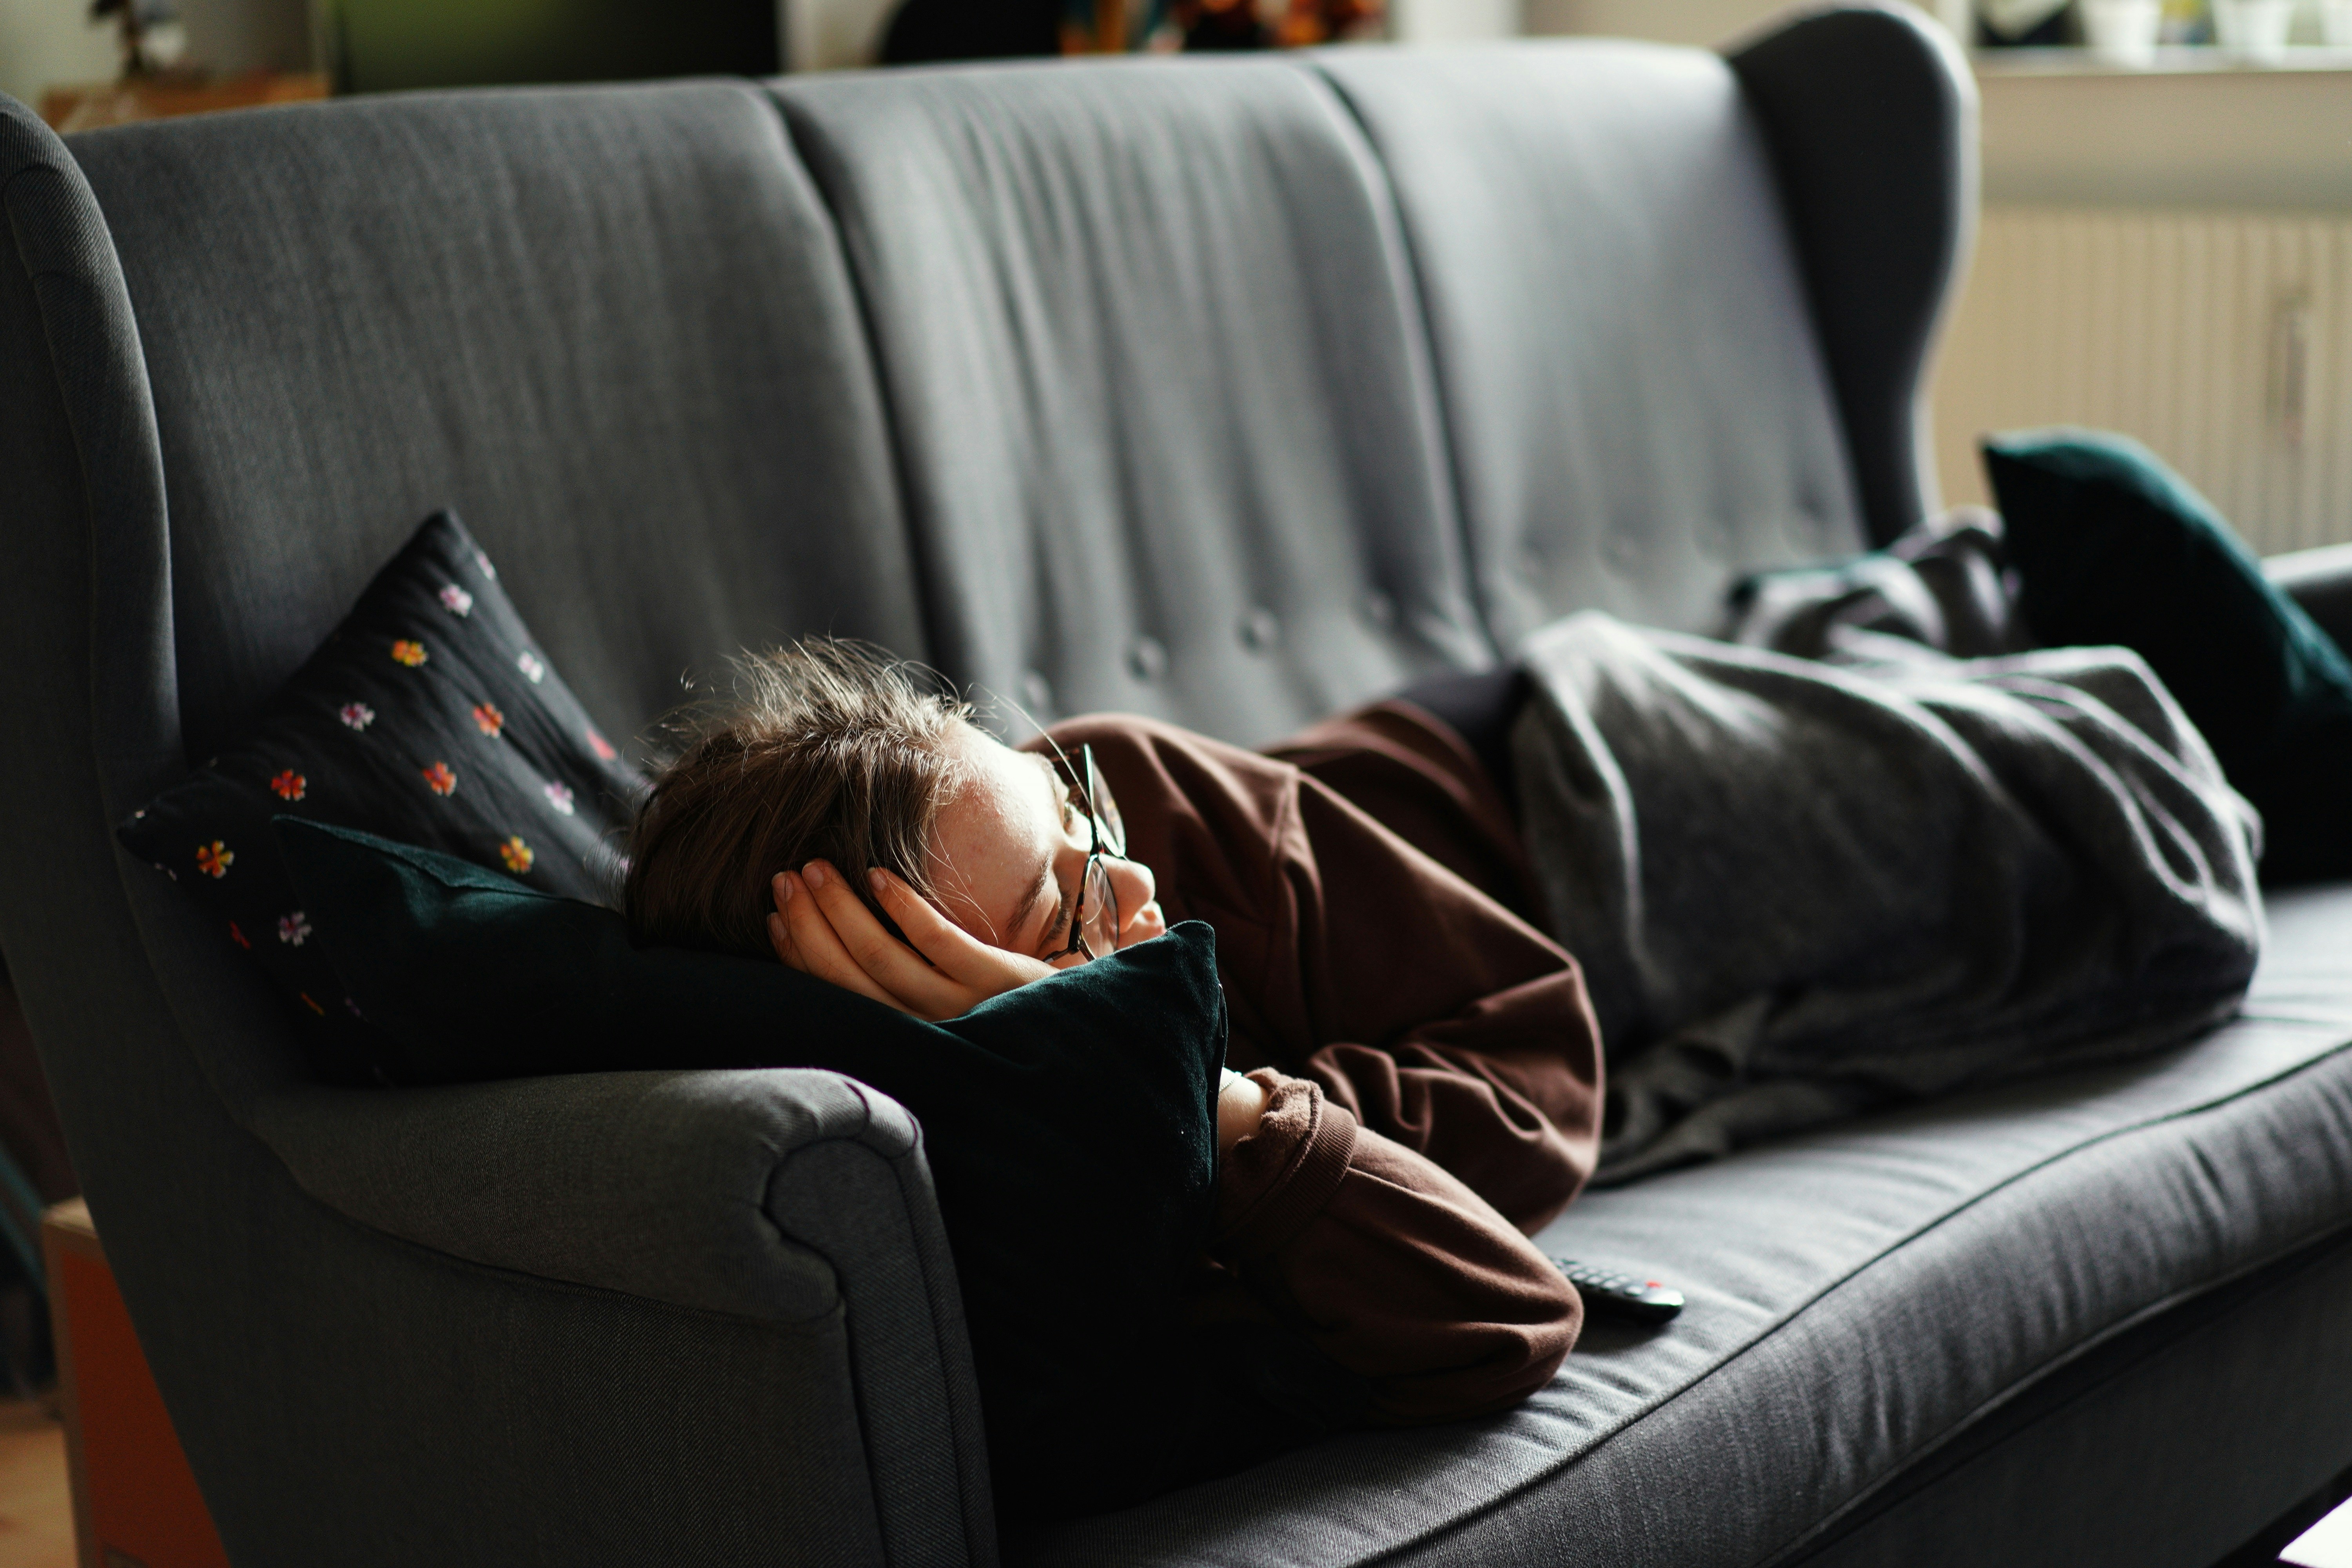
[1014,883,2352,1566]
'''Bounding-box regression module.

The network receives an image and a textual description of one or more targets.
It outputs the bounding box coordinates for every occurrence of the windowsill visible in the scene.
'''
[1971,44,2352,76]
[1965,50,2352,209]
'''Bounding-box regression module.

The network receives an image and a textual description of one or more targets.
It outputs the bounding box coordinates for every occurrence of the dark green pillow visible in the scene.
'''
[1984,429,2352,884]
[274,817,1223,1521]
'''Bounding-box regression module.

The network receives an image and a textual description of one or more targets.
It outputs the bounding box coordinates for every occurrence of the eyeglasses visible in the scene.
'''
[1044,743,1127,963]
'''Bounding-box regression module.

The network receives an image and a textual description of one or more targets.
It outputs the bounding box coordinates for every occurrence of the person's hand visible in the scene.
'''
[767,860,1074,1022]
[1217,1069,1270,1157]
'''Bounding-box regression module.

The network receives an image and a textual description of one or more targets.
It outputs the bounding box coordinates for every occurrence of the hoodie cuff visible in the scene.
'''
[1214,1069,1360,1263]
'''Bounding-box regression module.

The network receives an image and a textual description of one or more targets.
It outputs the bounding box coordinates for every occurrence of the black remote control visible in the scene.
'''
[1552,1258,1684,1323]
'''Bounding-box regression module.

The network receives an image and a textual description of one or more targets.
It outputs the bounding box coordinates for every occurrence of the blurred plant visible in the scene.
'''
[1058,0,1383,51]
[89,0,185,77]
[1977,0,2073,41]
[1061,0,1180,51]
[885,0,1381,65]
[2157,0,2213,42]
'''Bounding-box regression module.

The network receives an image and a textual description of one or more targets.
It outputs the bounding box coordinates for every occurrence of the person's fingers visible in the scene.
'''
[871,869,1060,994]
[801,861,969,1018]
[784,865,916,1014]
[869,869,1010,980]
[768,875,808,971]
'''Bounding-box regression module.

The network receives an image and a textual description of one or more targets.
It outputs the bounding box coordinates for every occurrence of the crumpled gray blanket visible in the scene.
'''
[1512,604,2265,1182]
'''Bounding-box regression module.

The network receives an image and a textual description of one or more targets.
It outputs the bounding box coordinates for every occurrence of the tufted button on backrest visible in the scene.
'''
[1126,638,1169,684]
[1020,670,1058,724]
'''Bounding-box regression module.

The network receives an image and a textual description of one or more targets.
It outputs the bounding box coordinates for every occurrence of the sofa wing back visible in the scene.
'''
[1729,4,1978,554]
[772,60,1496,746]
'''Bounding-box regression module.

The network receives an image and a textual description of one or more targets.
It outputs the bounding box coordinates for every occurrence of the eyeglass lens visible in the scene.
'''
[1078,855,1119,959]
[1063,746,1124,960]
[1083,750,1125,857]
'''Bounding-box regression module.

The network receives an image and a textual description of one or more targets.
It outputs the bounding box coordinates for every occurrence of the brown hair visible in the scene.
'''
[623,640,975,958]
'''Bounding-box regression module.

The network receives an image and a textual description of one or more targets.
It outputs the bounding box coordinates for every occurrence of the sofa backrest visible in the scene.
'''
[773,59,1495,746]
[70,81,924,773]
[1317,11,1972,648]
[1319,42,1866,647]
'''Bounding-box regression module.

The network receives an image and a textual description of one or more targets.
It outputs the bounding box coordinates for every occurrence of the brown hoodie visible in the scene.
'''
[1030,706,1602,1426]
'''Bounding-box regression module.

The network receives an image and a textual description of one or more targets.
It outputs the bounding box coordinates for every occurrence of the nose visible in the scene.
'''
[1107,855,1157,935]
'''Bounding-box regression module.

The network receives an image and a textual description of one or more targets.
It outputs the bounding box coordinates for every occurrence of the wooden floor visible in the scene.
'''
[0,1399,71,1568]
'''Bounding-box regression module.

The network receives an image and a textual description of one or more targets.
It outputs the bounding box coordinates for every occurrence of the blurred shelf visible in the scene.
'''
[1971,45,2352,74]
[1966,52,2352,210]
[38,72,329,136]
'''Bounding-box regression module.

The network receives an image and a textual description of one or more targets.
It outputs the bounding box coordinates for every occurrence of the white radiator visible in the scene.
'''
[1930,205,2352,555]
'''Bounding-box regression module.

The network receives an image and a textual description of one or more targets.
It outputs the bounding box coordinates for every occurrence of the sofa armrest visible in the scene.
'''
[2267,543,2352,656]
[254,1067,887,1319]
[250,1067,999,1566]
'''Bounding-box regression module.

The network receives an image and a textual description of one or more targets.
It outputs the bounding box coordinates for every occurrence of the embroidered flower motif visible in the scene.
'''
[474,548,497,580]
[270,769,306,801]
[587,726,618,762]
[499,836,534,874]
[391,639,428,667]
[438,584,474,617]
[472,702,505,738]
[543,781,576,816]
[299,993,325,1016]
[339,702,376,731]
[278,911,312,947]
[229,921,250,949]
[196,841,232,878]
[516,650,545,684]
[422,761,457,796]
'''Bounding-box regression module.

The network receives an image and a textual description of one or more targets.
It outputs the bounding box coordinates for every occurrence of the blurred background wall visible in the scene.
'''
[1534,0,2352,554]
[1,0,309,103]
[3,0,2346,533]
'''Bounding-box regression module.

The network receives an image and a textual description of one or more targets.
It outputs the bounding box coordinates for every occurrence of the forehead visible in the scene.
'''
[952,726,1058,820]
[922,725,1062,936]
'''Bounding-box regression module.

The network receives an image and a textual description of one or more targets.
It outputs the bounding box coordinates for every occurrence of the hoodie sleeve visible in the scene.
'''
[1211,1069,1581,1426]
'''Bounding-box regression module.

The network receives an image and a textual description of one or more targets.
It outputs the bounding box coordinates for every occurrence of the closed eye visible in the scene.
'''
[1030,754,1083,956]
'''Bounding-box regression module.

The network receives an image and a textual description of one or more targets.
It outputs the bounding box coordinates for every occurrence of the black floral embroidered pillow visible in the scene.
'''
[118,510,644,1080]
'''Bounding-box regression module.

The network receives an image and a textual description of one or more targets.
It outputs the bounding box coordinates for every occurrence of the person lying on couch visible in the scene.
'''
[621,640,1601,1452]
[624,573,2275,1327]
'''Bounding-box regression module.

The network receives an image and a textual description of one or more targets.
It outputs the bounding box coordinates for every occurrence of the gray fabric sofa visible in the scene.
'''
[2,5,2348,1563]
